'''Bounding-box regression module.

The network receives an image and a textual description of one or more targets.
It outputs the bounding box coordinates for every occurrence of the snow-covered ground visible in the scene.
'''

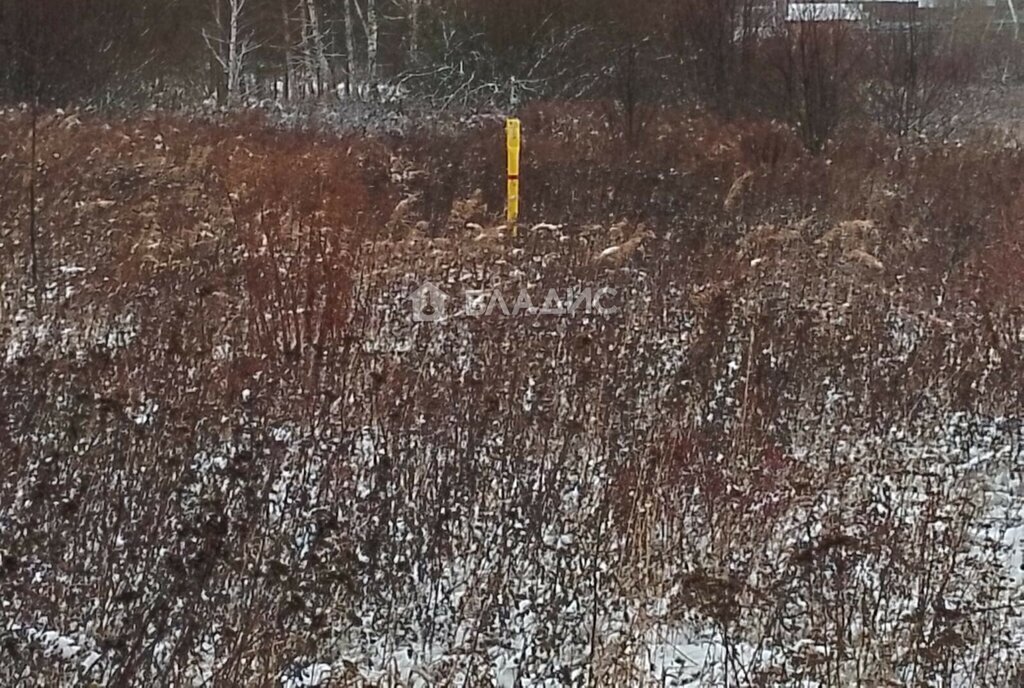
[5,292,1021,686]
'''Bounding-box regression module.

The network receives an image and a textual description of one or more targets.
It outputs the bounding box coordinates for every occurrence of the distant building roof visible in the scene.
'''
[783,1,1007,27]
[787,3,866,22]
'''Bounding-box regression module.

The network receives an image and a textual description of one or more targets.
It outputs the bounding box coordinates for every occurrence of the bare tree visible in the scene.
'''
[340,0,380,89]
[590,0,665,146]
[204,0,259,102]
[281,0,296,100]
[1007,0,1021,40]
[612,39,653,146]
[407,0,423,65]
[300,0,332,95]
[674,0,765,114]
[867,11,959,137]
[767,10,863,152]
[344,0,358,93]
[366,0,380,82]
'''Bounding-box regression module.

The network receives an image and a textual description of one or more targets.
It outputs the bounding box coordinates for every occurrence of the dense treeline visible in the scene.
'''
[0,0,205,104]
[0,1,1018,144]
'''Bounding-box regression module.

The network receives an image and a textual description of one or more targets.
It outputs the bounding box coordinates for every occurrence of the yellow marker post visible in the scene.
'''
[506,118,521,237]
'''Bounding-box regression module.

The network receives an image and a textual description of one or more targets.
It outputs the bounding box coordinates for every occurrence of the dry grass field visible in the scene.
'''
[2,105,1024,685]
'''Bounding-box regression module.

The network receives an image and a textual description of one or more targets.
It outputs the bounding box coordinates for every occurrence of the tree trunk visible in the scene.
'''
[366,0,379,82]
[28,97,40,310]
[227,0,240,99]
[344,0,357,94]
[409,0,421,65]
[281,0,295,101]
[203,0,252,103]
[303,0,332,95]
[297,0,312,97]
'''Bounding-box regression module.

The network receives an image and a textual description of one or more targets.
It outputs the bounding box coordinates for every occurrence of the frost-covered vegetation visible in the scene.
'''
[1,106,1023,686]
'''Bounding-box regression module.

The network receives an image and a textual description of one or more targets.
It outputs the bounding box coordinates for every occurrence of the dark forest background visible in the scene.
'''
[1,1,1021,147]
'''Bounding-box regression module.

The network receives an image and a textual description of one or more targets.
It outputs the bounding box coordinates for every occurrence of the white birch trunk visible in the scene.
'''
[303,0,332,95]
[366,0,379,82]
[409,0,421,64]
[227,0,242,98]
[344,0,358,93]
[204,0,254,103]
[281,0,295,100]
[297,0,313,96]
